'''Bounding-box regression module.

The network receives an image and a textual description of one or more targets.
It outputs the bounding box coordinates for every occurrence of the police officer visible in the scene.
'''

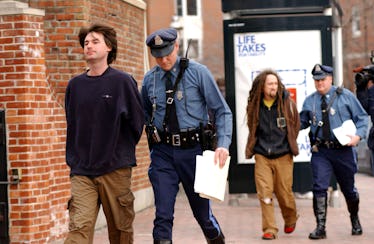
[300,64,368,240]
[141,28,232,244]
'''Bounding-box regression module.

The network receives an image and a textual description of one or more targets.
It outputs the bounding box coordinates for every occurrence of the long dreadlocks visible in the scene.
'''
[246,69,286,128]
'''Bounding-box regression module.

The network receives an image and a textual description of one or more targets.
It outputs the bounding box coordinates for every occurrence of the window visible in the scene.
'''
[187,0,197,16]
[173,0,201,59]
[352,6,361,37]
[175,0,198,16]
[176,0,182,16]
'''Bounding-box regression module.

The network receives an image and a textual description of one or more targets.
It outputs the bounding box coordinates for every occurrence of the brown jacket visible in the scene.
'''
[245,94,300,159]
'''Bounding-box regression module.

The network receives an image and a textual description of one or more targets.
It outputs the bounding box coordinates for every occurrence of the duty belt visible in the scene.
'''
[317,140,347,149]
[160,128,200,148]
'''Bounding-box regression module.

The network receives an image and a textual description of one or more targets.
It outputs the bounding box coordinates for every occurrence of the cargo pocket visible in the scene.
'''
[67,197,80,231]
[117,191,135,231]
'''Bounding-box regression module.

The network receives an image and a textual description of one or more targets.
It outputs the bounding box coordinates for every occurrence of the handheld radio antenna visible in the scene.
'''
[185,39,192,58]
[180,39,191,70]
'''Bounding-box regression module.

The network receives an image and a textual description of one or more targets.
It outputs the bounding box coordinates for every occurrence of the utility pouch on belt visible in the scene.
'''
[199,122,217,151]
[309,121,324,152]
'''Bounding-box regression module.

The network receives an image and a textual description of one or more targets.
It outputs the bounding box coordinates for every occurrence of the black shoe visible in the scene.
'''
[206,232,225,244]
[154,240,172,244]
[351,215,363,235]
[309,226,326,240]
[346,196,363,235]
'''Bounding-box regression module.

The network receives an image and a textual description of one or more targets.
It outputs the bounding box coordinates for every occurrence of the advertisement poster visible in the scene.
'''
[234,30,322,163]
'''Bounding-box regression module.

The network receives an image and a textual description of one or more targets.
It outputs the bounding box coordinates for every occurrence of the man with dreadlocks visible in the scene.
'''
[245,69,300,240]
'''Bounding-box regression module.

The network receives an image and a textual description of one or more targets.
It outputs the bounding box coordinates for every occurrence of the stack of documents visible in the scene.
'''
[332,120,357,145]
[194,150,231,202]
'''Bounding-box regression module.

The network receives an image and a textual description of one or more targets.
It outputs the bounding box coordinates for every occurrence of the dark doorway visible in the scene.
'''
[0,109,9,244]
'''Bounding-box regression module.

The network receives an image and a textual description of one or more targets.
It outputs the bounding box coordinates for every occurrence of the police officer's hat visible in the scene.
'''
[146,28,177,58]
[311,64,333,80]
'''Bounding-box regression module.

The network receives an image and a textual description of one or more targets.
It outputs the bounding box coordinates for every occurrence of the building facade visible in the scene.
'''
[340,0,374,90]
[145,0,225,81]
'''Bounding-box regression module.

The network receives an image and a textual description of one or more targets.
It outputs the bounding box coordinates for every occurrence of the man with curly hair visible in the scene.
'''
[64,24,144,243]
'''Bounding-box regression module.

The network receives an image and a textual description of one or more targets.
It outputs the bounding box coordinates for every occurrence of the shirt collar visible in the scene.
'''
[160,56,180,79]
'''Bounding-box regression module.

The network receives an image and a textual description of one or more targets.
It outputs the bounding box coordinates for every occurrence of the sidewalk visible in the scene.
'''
[93,173,374,243]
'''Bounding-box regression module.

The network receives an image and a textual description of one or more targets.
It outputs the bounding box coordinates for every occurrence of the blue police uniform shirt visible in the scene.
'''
[141,56,233,149]
[300,86,368,140]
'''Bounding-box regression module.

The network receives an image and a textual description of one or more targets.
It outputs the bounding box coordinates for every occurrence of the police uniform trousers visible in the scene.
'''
[148,143,223,240]
[311,146,359,200]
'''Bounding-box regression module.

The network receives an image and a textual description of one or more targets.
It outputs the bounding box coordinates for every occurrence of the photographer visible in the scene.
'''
[354,65,374,149]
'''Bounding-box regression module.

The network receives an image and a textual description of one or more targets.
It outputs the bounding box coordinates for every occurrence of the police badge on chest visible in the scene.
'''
[176,90,183,100]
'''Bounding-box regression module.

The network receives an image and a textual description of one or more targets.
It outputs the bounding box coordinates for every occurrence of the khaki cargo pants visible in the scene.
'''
[65,167,134,244]
[254,153,298,236]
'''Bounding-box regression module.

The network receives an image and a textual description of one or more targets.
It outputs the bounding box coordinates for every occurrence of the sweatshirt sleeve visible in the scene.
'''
[124,76,145,144]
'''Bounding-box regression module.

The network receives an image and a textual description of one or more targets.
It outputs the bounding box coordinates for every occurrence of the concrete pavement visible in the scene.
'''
[93,172,374,243]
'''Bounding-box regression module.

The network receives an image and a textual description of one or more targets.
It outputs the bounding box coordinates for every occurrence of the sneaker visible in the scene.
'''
[285,214,299,234]
[262,233,276,240]
[284,224,296,234]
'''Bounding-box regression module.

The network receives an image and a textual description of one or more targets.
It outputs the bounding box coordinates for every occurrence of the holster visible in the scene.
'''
[145,125,161,150]
[309,130,322,152]
[199,122,217,151]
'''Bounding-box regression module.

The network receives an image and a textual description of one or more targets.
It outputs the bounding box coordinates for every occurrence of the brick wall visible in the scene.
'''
[0,0,149,243]
[0,8,66,242]
[340,0,374,90]
[201,1,224,80]
[28,0,150,191]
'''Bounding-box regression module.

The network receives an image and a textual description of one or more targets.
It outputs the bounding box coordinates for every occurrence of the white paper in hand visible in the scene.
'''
[194,150,231,202]
[332,120,357,145]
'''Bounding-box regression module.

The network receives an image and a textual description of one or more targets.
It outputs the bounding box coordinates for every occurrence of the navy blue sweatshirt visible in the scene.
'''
[65,67,144,176]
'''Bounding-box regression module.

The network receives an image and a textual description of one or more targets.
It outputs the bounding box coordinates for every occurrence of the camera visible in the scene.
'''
[354,69,374,90]
[354,50,374,90]
[354,52,374,112]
